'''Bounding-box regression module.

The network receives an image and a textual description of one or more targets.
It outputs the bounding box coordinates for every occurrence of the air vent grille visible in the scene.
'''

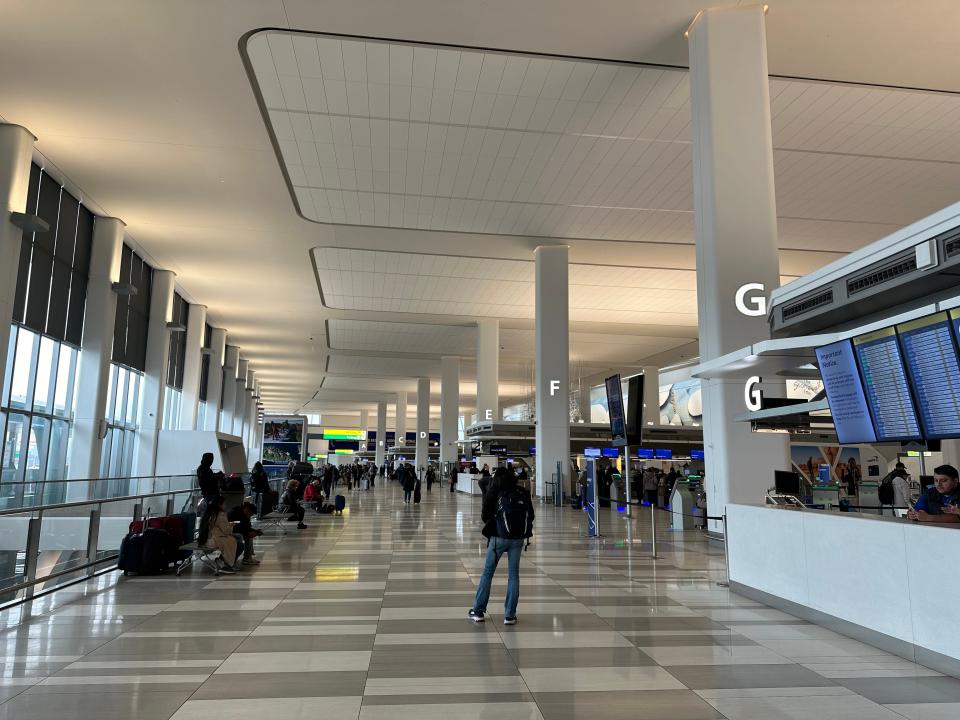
[782,289,833,322]
[944,234,960,259]
[847,257,917,296]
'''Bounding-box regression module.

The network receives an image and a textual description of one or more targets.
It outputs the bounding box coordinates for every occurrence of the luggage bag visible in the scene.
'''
[334,495,346,514]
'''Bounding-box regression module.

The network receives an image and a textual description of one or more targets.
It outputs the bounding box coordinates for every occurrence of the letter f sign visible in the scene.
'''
[550,380,560,396]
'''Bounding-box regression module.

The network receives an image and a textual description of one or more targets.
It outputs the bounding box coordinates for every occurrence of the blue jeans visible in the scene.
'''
[472,536,523,617]
[404,490,412,502]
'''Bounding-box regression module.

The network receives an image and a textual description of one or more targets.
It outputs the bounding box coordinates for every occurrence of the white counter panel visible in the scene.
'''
[456,473,483,495]
[727,504,960,665]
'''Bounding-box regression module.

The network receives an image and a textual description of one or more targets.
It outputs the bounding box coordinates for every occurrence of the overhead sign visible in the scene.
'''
[323,428,365,440]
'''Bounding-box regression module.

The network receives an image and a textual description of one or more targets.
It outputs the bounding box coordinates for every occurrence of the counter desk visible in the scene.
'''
[727,503,960,676]
[455,473,483,495]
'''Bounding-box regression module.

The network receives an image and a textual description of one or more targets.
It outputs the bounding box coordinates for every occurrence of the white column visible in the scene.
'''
[476,318,500,422]
[240,370,254,447]
[534,245,570,498]
[203,327,226,432]
[133,270,175,477]
[178,303,207,430]
[641,366,661,429]
[360,409,369,434]
[440,356,460,464]
[233,358,249,437]
[689,4,790,532]
[375,400,387,466]
[68,216,124,489]
[578,380,591,423]
[415,377,430,473]
[395,391,408,446]
[0,125,35,406]
[220,345,239,435]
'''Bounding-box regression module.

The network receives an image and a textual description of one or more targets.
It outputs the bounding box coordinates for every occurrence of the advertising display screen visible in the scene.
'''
[852,328,921,441]
[897,312,960,439]
[604,374,628,447]
[815,339,877,444]
[262,416,306,466]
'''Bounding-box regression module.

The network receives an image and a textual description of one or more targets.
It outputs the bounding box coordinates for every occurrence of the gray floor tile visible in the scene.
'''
[191,670,367,699]
[667,663,840,689]
[0,689,193,720]
[361,692,534,705]
[837,676,960,704]
[235,635,375,652]
[509,647,656,668]
[533,690,723,719]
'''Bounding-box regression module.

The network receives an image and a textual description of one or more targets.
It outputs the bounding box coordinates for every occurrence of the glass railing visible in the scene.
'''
[0,474,197,511]
[0,482,206,608]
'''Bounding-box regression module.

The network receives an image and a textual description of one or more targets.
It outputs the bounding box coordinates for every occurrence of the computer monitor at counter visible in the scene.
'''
[775,470,801,496]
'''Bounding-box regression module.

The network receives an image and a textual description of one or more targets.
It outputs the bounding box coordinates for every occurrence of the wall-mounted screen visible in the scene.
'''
[584,448,602,457]
[637,448,654,459]
[604,374,627,447]
[897,312,960,439]
[815,339,877,444]
[262,416,306,466]
[690,449,705,460]
[601,448,619,458]
[852,328,921,441]
[655,448,673,459]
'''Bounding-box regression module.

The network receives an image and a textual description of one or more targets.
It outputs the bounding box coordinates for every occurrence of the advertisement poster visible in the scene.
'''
[261,416,305,466]
[790,444,861,485]
[659,379,702,426]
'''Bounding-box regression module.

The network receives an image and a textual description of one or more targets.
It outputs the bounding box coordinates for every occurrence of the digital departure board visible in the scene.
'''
[898,312,960,439]
[852,328,921,441]
[815,339,877,444]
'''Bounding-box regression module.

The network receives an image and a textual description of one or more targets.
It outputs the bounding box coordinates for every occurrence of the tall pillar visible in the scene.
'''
[415,377,430,473]
[375,400,387,467]
[0,125,35,414]
[68,216,124,490]
[220,345,239,435]
[134,270,175,477]
[240,370,254,447]
[476,318,500,422]
[203,328,227,432]
[688,5,790,532]
[534,245,570,498]
[577,379,591,423]
[179,303,207,430]
[440,356,460,464]
[233,358,248,437]
[641,366,661,429]
[395,391,408,446]
[360,409,369,434]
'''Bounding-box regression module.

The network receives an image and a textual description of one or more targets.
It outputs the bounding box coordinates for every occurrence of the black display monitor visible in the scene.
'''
[897,312,960,439]
[604,374,627,447]
[815,339,877,444]
[852,328,922,442]
[625,374,645,445]
[774,470,801,496]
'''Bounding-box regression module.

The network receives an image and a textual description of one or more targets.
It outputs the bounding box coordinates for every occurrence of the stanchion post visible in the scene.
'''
[623,445,632,518]
[649,502,657,559]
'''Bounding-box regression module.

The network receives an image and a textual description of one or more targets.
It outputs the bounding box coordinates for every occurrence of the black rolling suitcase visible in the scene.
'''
[334,494,346,514]
[413,481,422,504]
[118,531,146,575]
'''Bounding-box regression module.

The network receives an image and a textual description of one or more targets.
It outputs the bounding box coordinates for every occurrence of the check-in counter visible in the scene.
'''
[456,473,483,495]
[727,503,960,676]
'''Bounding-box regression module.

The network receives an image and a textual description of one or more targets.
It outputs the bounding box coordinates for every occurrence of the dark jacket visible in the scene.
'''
[227,506,254,537]
[197,464,221,498]
[481,477,534,538]
[250,469,270,494]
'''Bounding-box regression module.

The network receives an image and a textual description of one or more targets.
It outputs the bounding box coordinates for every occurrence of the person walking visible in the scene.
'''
[468,467,535,625]
[401,464,416,503]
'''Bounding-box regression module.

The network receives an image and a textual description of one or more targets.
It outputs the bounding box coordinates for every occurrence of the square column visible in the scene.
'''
[68,216,124,488]
[534,245,570,498]
[360,409,369,435]
[220,345,239,435]
[375,401,387,467]
[440,356,460,464]
[395,391,408,446]
[476,318,500,422]
[415,377,430,473]
[233,358,249,437]
[134,269,175,477]
[178,303,207,430]
[688,5,790,530]
[203,327,227,432]
[0,125,36,406]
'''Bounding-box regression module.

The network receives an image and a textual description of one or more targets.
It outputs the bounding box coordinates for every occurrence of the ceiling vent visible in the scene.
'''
[846,253,917,297]
[781,289,834,323]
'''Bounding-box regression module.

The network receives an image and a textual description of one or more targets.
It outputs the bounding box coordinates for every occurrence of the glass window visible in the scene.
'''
[9,327,37,410]
[53,344,76,417]
[197,401,207,430]
[32,335,57,415]
[1,328,16,407]
[113,365,127,422]
[126,371,140,424]
[25,416,50,484]
[1,413,28,483]
[46,418,70,482]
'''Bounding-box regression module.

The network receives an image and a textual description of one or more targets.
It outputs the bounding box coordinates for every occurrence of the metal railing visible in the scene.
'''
[0,480,202,609]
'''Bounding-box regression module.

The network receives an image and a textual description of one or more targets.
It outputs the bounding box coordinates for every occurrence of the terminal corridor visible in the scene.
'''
[1,485,956,720]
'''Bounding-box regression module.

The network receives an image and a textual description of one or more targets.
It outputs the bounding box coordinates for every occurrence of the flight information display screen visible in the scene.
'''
[852,328,921,441]
[815,339,877,444]
[898,312,960,439]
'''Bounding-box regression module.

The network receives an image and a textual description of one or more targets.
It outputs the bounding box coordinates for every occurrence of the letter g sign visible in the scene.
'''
[735,283,767,317]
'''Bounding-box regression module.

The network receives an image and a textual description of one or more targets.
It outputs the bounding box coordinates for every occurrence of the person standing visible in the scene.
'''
[469,467,534,625]
[197,452,224,501]
[401,464,416,503]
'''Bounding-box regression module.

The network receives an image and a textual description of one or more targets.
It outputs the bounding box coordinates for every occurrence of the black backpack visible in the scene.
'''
[878,475,895,505]
[496,488,534,545]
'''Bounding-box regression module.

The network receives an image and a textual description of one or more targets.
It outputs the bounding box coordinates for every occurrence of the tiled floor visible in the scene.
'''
[1,482,958,719]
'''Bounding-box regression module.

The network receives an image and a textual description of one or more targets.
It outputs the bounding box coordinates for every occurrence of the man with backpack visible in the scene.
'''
[468,467,534,625]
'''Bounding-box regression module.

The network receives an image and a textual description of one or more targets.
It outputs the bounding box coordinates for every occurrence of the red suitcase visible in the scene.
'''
[129,515,185,545]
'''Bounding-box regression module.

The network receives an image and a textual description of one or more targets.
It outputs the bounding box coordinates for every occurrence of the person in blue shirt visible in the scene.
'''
[907,464,960,523]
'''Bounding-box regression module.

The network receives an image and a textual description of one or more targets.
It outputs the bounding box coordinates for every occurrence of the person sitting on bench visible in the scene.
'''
[227,502,263,565]
[199,495,242,573]
[281,480,308,529]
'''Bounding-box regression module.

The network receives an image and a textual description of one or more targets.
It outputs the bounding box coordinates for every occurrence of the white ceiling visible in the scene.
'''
[3,1,960,414]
